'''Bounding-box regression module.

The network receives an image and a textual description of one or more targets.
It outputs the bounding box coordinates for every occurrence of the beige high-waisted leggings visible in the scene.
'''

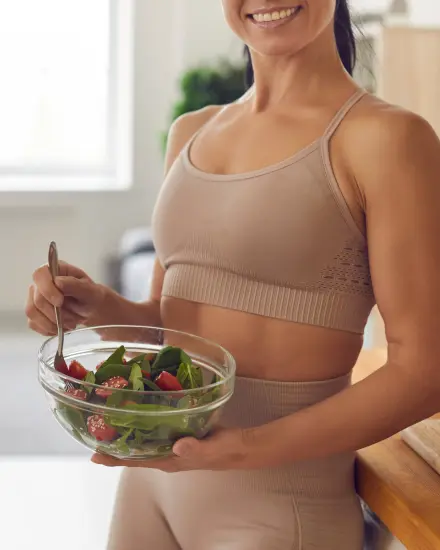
[107,374,365,550]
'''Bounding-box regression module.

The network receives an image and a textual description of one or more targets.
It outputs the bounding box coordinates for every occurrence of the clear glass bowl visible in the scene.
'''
[38,326,236,460]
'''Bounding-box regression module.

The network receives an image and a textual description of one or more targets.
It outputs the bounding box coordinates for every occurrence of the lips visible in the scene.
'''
[247,6,302,26]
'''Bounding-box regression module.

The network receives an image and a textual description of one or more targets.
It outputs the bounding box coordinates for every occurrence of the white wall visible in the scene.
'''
[0,0,240,321]
[408,0,440,24]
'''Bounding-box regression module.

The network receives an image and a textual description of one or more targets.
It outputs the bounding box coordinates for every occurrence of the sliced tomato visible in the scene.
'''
[141,370,151,379]
[65,388,88,401]
[155,372,183,392]
[87,415,118,441]
[69,360,89,380]
[96,376,129,398]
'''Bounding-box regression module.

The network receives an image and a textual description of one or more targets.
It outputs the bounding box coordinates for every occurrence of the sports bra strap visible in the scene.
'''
[323,89,367,139]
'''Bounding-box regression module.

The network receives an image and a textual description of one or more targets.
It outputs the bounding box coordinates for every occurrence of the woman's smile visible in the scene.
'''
[247,5,303,29]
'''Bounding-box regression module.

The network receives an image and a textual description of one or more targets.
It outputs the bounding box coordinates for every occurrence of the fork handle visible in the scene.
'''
[48,241,64,356]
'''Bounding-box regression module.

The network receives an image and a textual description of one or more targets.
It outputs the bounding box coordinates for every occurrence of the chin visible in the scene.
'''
[251,39,305,58]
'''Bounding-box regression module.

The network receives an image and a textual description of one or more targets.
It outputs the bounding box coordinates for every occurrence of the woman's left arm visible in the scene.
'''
[245,109,440,468]
[93,109,440,471]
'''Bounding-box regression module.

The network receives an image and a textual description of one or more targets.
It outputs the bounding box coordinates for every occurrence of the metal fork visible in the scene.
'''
[48,241,75,391]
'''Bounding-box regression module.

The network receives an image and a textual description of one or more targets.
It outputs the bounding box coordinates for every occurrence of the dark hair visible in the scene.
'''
[244,0,357,88]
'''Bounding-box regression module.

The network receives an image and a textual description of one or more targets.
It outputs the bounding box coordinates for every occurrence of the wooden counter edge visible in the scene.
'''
[357,437,440,550]
[354,349,440,550]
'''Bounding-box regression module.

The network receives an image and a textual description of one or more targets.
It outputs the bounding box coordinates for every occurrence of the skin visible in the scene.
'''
[27,0,440,472]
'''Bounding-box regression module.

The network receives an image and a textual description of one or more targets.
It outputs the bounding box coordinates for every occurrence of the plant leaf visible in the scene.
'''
[95,364,131,383]
[179,349,192,365]
[83,371,96,395]
[152,346,182,371]
[177,362,203,390]
[113,428,134,454]
[129,364,144,392]
[126,353,146,366]
[140,356,151,375]
[142,378,161,391]
[98,345,126,370]
[106,391,125,408]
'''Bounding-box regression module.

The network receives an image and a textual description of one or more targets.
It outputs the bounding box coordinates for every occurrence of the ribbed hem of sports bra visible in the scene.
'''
[181,139,320,181]
[162,264,374,335]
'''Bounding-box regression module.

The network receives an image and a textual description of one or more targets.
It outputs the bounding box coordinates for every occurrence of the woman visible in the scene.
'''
[26,1,440,549]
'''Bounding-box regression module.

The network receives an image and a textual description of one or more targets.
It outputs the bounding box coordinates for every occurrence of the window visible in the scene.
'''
[0,0,133,191]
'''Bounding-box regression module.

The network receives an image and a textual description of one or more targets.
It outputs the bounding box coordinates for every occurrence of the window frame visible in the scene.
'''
[0,0,134,193]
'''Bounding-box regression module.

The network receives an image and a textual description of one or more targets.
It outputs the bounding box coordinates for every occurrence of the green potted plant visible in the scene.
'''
[162,59,247,153]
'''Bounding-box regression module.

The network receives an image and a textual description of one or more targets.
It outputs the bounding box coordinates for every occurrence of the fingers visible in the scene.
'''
[33,286,57,324]
[25,286,57,336]
[58,261,88,279]
[33,266,64,307]
[27,261,93,337]
[32,261,90,307]
[56,276,102,316]
[25,285,83,336]
[62,297,90,318]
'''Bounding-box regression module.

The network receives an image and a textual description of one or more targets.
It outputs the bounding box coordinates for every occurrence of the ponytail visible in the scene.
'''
[334,0,357,75]
[244,0,357,89]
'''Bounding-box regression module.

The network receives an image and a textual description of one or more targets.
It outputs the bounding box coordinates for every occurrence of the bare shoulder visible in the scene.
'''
[343,94,440,193]
[164,105,223,171]
[356,95,435,143]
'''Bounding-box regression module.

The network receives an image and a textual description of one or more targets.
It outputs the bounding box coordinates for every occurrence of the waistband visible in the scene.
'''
[214,372,356,497]
[222,372,351,429]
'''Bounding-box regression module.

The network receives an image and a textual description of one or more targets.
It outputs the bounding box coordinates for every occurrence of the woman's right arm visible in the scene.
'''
[26,107,220,335]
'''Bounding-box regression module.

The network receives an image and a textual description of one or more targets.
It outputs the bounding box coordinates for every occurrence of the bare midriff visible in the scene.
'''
[161,297,363,382]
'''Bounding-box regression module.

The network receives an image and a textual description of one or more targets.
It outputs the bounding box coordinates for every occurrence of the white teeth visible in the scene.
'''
[252,7,298,23]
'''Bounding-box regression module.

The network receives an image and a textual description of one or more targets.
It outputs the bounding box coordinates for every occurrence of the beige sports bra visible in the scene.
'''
[152,89,375,334]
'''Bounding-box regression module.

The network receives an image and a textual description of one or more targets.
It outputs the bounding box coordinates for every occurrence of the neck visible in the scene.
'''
[248,30,355,112]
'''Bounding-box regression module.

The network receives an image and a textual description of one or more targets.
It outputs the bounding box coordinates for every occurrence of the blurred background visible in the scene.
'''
[1,0,439,548]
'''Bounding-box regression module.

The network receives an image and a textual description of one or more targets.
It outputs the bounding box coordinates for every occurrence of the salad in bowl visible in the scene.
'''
[38,326,235,459]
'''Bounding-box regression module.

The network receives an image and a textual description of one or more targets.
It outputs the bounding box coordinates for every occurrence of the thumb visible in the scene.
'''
[172,437,203,458]
[55,276,97,303]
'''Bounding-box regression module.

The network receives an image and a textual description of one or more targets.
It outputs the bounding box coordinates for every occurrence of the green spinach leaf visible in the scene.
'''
[120,403,176,412]
[98,345,126,370]
[176,395,193,409]
[134,429,149,445]
[177,362,203,389]
[140,356,151,375]
[126,353,146,366]
[180,349,192,365]
[57,404,87,433]
[142,378,162,391]
[152,346,181,371]
[95,364,131,383]
[129,364,144,392]
[83,370,96,395]
[105,404,189,432]
[106,391,125,408]
[152,346,192,372]
[113,428,134,454]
